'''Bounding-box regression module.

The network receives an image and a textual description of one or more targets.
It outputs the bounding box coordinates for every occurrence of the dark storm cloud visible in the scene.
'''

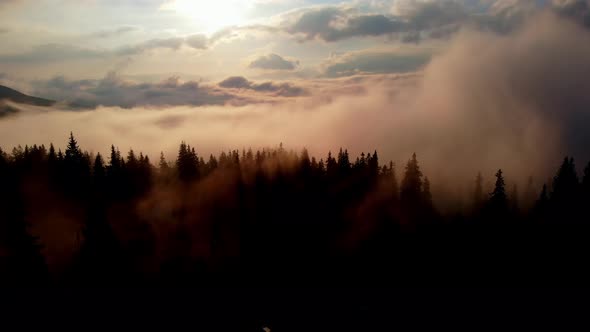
[218,76,307,97]
[249,54,299,71]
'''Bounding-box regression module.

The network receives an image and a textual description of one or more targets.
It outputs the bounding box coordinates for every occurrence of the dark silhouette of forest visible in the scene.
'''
[2,133,590,287]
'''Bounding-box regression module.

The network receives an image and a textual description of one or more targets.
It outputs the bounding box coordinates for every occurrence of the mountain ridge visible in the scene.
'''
[0,85,55,107]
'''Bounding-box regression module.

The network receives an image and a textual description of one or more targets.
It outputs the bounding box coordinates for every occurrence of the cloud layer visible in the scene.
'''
[219,76,307,97]
[0,33,212,65]
[28,73,308,109]
[321,49,431,77]
[249,53,299,70]
[273,0,590,44]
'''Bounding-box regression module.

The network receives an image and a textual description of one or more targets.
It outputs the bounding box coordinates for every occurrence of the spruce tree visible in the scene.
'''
[488,169,508,217]
[65,132,83,162]
[401,153,423,206]
[63,132,90,197]
[176,142,199,182]
[551,157,580,214]
[326,151,337,177]
[93,153,106,186]
[581,161,590,202]
[337,148,350,174]
[159,152,169,171]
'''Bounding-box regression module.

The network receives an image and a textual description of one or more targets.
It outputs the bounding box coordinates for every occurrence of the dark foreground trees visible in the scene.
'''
[1,134,590,287]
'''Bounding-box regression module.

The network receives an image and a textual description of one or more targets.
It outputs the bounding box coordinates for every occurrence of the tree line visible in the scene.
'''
[1,133,590,287]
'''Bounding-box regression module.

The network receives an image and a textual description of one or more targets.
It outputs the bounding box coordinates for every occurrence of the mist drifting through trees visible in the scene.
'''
[1,133,590,287]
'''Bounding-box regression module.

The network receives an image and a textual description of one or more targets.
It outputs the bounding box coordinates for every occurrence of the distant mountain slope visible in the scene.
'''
[0,85,55,106]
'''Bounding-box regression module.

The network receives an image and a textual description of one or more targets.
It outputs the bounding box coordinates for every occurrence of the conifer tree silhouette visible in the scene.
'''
[176,142,199,182]
[581,161,590,203]
[63,132,90,197]
[401,153,423,206]
[0,149,48,285]
[550,157,580,221]
[551,157,579,203]
[488,169,508,218]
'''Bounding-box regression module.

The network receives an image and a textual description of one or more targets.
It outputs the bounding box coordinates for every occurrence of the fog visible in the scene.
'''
[2,12,590,203]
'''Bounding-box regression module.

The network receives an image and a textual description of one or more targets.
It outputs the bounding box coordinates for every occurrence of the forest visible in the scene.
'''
[1,133,590,287]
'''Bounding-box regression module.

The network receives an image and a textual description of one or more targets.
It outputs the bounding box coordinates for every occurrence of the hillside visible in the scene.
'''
[0,85,55,106]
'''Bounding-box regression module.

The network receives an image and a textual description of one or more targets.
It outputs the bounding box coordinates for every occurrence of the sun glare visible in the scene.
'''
[163,0,248,33]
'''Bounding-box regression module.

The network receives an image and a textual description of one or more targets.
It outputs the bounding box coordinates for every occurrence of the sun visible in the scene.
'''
[162,0,247,33]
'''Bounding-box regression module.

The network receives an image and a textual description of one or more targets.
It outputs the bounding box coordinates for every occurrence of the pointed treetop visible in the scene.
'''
[65,132,83,161]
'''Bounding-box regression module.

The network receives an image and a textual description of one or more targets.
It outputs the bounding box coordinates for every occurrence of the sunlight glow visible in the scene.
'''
[162,0,249,33]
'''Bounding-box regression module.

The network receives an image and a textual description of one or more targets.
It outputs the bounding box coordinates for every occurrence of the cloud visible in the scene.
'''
[110,33,213,55]
[218,76,307,97]
[0,0,21,7]
[27,73,308,109]
[0,44,106,63]
[270,4,462,44]
[185,34,208,49]
[249,53,299,70]
[282,7,405,42]
[218,76,251,89]
[116,37,185,55]
[0,101,21,118]
[115,34,218,55]
[89,26,138,39]
[276,4,469,43]
[0,33,213,64]
[32,73,235,109]
[404,0,468,31]
[552,0,590,26]
[321,49,431,77]
[396,11,590,187]
[269,0,590,44]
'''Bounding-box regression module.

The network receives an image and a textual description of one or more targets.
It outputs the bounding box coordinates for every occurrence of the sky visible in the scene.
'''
[0,0,453,82]
[0,0,572,83]
[1,0,590,198]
